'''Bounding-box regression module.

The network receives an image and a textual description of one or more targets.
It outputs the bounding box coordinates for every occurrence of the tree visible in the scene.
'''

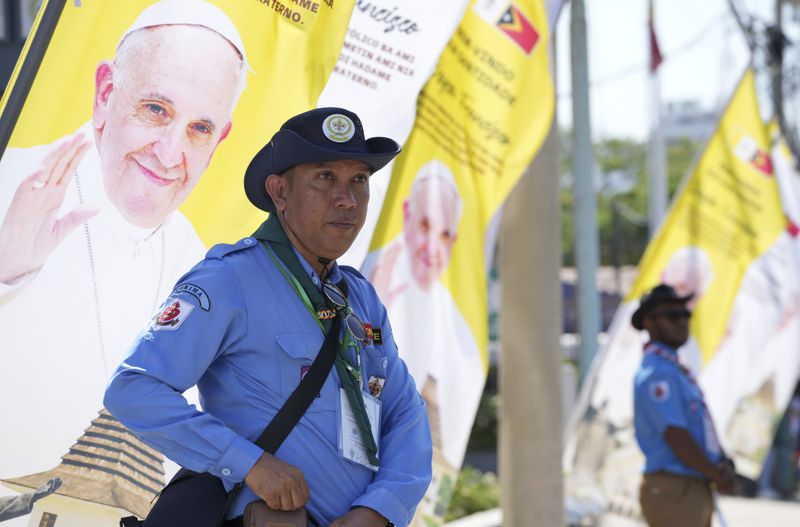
[561,135,702,267]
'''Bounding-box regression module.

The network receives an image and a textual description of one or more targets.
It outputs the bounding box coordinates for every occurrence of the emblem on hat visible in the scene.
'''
[322,113,356,143]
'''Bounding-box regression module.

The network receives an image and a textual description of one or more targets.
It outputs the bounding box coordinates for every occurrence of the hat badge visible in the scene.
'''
[322,113,355,143]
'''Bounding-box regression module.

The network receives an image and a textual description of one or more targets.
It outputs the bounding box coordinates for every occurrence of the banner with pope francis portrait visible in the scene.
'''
[361,0,554,523]
[564,70,800,519]
[0,0,353,523]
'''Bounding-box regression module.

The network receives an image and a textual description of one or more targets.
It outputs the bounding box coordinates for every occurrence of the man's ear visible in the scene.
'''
[93,61,115,131]
[265,174,287,212]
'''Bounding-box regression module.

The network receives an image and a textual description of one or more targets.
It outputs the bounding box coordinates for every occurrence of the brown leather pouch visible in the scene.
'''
[243,500,308,527]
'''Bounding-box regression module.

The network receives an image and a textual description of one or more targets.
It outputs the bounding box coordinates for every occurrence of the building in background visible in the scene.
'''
[663,100,718,144]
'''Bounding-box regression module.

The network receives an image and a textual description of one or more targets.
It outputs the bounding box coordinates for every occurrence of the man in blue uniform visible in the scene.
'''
[104,108,433,527]
[632,284,735,527]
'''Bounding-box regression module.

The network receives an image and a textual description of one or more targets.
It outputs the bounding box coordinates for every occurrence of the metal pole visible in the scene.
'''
[647,71,667,238]
[570,0,600,385]
[500,88,563,527]
[0,0,68,157]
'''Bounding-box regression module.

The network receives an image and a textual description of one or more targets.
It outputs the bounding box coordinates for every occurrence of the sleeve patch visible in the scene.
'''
[151,298,194,331]
[649,380,670,402]
[173,283,211,311]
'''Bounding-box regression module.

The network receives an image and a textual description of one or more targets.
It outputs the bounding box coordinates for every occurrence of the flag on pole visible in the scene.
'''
[648,0,663,73]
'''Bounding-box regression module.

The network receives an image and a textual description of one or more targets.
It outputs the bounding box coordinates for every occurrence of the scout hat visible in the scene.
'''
[244,107,401,212]
[631,284,693,330]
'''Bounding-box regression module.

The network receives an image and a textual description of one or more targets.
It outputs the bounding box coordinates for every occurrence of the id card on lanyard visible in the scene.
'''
[340,388,381,471]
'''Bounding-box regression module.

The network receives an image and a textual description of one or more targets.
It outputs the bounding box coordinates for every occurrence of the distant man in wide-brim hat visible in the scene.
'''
[106,107,433,527]
[631,284,736,527]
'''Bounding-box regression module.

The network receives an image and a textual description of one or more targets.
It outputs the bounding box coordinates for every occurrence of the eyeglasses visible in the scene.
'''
[322,281,368,342]
[651,308,692,322]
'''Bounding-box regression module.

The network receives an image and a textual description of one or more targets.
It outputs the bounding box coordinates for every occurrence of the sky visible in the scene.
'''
[554,0,779,141]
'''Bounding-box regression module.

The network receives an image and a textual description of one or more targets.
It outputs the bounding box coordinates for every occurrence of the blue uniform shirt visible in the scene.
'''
[104,236,433,526]
[633,341,723,478]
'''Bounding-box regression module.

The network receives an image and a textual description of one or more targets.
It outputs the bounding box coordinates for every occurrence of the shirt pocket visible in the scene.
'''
[275,333,337,413]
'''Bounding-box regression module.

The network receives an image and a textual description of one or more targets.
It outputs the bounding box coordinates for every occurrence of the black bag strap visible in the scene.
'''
[221,273,348,517]
[254,294,343,454]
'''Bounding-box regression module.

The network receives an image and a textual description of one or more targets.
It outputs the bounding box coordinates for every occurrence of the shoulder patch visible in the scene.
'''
[207,237,258,260]
[649,380,670,402]
[151,298,194,331]
[173,283,211,311]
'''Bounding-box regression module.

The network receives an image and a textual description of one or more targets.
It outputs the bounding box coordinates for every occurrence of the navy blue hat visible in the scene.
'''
[245,107,401,212]
[631,284,693,330]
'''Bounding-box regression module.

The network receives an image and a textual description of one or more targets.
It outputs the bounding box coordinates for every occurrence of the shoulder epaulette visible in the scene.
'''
[207,237,259,260]
[339,265,366,281]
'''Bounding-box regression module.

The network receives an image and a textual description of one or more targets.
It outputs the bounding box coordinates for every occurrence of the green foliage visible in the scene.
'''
[561,135,703,267]
[445,466,501,522]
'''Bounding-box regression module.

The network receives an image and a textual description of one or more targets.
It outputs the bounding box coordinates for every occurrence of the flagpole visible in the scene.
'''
[0,0,67,158]
[647,0,667,238]
[570,0,601,385]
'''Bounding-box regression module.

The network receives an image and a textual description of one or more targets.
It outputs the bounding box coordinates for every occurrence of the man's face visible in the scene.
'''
[93,26,240,228]
[270,160,371,264]
[643,301,692,348]
[403,179,459,290]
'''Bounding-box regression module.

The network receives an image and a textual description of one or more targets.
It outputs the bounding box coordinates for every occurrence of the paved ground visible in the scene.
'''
[443,497,800,526]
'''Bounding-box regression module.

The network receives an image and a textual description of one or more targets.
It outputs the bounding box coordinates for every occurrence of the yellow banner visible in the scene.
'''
[564,71,796,515]
[0,0,353,519]
[627,69,784,363]
[4,0,354,246]
[362,0,553,522]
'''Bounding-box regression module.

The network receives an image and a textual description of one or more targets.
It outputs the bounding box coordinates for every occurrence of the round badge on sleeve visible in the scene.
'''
[322,114,356,143]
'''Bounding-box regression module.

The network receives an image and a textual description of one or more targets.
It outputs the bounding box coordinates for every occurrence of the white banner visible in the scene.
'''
[319,0,470,268]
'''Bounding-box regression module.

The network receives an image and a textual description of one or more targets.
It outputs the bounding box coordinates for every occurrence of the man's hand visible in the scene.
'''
[244,453,309,511]
[329,506,388,527]
[712,461,736,495]
[0,133,95,284]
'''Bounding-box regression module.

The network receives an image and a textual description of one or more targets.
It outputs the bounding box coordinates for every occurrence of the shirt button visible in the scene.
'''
[221,468,232,476]
[312,276,320,286]
[243,239,254,246]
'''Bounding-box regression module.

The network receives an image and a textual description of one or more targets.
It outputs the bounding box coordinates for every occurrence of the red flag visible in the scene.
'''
[648,0,663,72]
[497,4,540,55]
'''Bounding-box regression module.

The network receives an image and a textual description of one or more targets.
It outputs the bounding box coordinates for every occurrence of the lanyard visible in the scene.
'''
[262,241,362,385]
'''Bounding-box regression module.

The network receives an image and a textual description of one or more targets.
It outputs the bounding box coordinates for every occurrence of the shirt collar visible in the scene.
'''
[253,214,342,289]
[646,340,678,355]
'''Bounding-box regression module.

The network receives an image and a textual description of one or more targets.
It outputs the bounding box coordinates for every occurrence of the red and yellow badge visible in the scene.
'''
[649,380,670,402]
[151,298,194,331]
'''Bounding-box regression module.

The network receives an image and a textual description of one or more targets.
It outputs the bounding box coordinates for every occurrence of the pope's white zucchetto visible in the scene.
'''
[118,0,248,66]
